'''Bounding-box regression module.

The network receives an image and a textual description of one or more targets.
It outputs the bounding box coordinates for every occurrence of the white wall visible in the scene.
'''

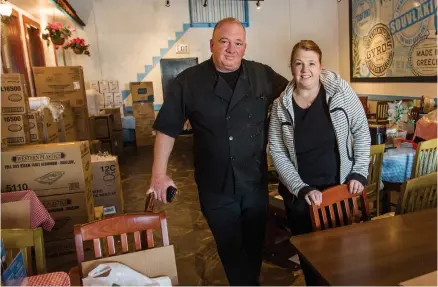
[69,0,340,106]
[337,0,437,98]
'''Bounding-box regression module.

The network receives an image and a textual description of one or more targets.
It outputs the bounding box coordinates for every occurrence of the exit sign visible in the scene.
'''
[176,44,189,54]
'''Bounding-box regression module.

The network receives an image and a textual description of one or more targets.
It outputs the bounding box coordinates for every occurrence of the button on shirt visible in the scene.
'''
[153,58,288,194]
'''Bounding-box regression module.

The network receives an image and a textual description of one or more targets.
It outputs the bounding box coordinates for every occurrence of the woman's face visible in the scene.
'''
[291,49,322,90]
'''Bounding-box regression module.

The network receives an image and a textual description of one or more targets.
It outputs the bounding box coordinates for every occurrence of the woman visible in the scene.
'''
[268,40,370,285]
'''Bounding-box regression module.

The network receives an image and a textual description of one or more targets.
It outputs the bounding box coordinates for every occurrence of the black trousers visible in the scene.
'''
[199,186,268,286]
[278,182,334,286]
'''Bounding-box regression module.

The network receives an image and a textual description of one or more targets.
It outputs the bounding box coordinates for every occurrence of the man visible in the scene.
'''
[150,17,288,285]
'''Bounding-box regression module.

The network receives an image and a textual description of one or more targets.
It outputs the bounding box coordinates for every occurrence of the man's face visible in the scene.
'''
[210,22,246,72]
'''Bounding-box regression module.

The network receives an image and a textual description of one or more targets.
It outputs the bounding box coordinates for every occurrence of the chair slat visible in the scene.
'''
[93,239,102,258]
[321,208,328,229]
[352,198,359,222]
[107,236,116,255]
[344,200,352,224]
[336,202,344,226]
[328,205,336,228]
[421,187,431,210]
[146,230,154,248]
[134,231,142,251]
[121,233,128,253]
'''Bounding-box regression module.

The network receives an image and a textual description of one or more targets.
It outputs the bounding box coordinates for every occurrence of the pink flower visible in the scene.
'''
[52,29,56,33]
[61,34,64,38]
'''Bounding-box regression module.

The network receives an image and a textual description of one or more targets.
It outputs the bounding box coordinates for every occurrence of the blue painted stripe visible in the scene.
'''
[183,23,190,32]
[160,48,169,57]
[137,73,146,82]
[168,40,176,48]
[145,65,153,73]
[175,31,184,40]
[121,90,130,100]
[152,56,161,65]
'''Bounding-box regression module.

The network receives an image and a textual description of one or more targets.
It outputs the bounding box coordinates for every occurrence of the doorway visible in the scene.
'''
[160,58,198,101]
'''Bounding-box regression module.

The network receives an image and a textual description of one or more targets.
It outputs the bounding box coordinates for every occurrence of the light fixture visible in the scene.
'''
[256,1,261,9]
[165,0,170,7]
[0,0,12,17]
[337,0,341,2]
[203,0,208,7]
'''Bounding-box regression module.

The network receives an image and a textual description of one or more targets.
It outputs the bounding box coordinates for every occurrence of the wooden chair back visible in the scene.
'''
[376,101,389,124]
[359,96,368,113]
[411,138,438,178]
[310,185,370,231]
[74,212,169,275]
[397,172,437,215]
[366,144,385,216]
[1,227,46,275]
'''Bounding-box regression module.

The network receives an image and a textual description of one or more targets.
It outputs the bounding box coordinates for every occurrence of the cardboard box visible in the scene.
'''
[1,141,92,197]
[40,189,94,240]
[39,109,59,144]
[45,237,94,272]
[27,112,43,143]
[1,73,29,114]
[1,200,30,229]
[57,101,77,142]
[113,92,123,106]
[1,74,30,115]
[90,140,102,154]
[2,114,30,145]
[73,106,91,141]
[82,246,178,286]
[91,154,124,214]
[132,102,155,119]
[98,80,109,93]
[130,82,154,103]
[60,127,78,142]
[89,80,99,91]
[108,80,119,93]
[32,66,87,107]
[104,107,122,130]
[104,93,114,107]
[1,116,8,150]
[95,114,114,139]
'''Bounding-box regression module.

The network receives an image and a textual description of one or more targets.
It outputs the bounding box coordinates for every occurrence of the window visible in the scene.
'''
[189,0,249,27]
[1,9,30,92]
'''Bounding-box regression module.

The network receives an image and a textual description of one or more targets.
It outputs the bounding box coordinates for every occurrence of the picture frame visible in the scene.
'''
[349,0,437,82]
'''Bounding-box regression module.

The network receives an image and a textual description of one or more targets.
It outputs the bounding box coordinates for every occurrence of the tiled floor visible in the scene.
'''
[48,134,305,285]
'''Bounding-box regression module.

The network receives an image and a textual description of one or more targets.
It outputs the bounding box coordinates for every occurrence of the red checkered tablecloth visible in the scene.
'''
[22,272,70,286]
[1,190,55,231]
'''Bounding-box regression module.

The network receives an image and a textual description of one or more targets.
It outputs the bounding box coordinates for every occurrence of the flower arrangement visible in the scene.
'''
[41,22,72,47]
[387,101,414,129]
[63,37,91,56]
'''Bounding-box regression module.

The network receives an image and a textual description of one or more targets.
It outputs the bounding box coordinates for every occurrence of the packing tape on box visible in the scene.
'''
[28,97,64,122]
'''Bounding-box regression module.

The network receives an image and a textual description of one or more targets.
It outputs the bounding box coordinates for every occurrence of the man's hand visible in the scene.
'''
[150,174,176,204]
[304,190,323,206]
[348,179,364,194]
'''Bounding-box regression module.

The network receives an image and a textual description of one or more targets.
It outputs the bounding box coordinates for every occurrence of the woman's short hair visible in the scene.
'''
[290,40,322,67]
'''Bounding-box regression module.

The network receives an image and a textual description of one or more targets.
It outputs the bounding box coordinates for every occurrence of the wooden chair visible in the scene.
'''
[1,227,47,275]
[397,172,437,215]
[366,144,385,216]
[359,96,369,113]
[369,101,389,125]
[411,138,438,178]
[309,185,370,231]
[73,212,169,278]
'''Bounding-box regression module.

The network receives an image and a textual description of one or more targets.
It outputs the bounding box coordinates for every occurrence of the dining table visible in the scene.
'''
[290,208,437,286]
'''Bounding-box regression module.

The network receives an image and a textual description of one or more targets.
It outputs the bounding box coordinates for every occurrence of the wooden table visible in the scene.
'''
[291,209,437,286]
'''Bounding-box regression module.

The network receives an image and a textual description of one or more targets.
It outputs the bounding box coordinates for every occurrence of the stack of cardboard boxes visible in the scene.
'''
[94,109,123,156]
[130,82,155,146]
[90,80,123,116]
[1,74,31,147]
[1,141,95,270]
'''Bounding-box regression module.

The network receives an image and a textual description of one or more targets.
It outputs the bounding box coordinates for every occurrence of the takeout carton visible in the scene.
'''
[81,245,178,285]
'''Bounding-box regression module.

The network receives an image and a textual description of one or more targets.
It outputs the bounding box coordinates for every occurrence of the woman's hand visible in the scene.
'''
[304,190,323,206]
[348,179,364,194]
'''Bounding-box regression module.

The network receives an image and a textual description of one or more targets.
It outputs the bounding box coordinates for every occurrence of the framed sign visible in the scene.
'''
[349,0,437,82]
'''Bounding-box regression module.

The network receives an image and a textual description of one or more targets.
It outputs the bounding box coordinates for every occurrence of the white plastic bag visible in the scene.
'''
[82,262,172,286]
